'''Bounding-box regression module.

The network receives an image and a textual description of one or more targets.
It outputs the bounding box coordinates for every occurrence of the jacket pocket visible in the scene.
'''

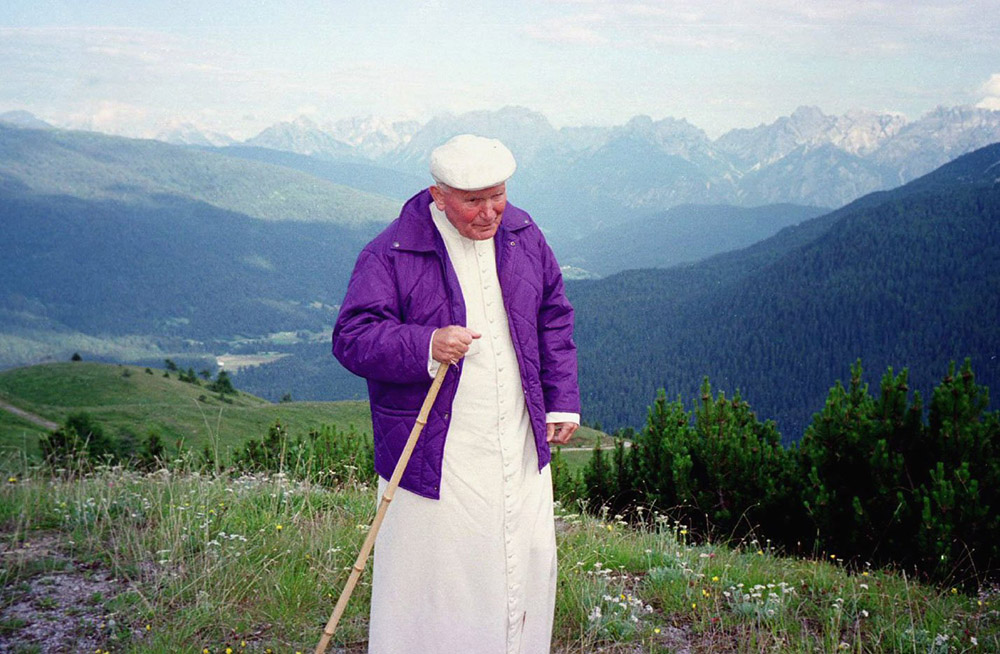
[371,405,419,473]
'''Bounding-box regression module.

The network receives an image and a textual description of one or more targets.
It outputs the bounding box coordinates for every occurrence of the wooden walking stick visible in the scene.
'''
[315,362,450,654]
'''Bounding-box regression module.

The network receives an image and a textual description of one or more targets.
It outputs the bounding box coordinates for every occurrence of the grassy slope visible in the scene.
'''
[0,125,400,227]
[1,470,996,652]
[554,428,618,476]
[0,362,371,459]
[0,362,605,464]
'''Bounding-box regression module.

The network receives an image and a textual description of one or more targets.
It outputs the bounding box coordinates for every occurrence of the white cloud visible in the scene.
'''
[981,74,1000,97]
[978,74,1000,111]
[66,100,150,136]
[526,0,998,55]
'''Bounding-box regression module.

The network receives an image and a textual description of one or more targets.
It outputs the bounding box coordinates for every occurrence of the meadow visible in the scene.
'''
[1,464,997,653]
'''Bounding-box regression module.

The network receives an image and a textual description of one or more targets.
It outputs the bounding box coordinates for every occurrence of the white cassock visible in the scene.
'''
[367,206,557,654]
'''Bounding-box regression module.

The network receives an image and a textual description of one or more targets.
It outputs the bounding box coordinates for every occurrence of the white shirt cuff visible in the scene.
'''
[546,412,580,425]
[427,328,441,378]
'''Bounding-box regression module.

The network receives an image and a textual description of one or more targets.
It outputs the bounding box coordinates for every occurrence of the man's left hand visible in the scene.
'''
[546,421,578,445]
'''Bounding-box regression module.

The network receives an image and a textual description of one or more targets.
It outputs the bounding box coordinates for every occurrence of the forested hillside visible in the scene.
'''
[0,190,374,351]
[0,125,402,368]
[569,143,1000,439]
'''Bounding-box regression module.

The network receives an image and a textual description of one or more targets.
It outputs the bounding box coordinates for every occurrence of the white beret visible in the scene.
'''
[429,134,517,191]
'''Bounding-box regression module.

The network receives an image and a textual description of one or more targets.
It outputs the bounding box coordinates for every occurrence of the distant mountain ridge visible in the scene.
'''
[567,142,1000,439]
[4,106,996,240]
[174,103,1000,242]
[10,104,1000,216]
[561,203,829,276]
[0,125,399,227]
[12,103,997,244]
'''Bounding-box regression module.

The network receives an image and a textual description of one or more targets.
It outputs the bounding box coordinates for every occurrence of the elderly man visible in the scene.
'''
[332,134,579,653]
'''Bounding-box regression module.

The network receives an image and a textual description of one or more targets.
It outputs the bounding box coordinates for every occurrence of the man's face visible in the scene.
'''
[430,182,507,241]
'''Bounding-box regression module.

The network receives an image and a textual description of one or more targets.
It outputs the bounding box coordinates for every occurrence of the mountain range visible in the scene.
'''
[232,142,1000,439]
[568,143,1000,439]
[146,104,1000,238]
[14,103,1000,238]
[0,113,998,441]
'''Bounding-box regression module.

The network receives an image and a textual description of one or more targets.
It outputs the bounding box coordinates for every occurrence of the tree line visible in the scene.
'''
[554,359,1000,586]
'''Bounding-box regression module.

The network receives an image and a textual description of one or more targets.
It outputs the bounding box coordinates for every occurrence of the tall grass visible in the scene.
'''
[2,465,998,653]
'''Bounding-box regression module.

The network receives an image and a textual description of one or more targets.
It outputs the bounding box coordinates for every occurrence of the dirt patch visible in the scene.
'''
[0,399,59,431]
[0,532,140,653]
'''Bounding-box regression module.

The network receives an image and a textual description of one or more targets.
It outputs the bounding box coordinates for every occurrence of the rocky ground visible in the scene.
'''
[0,531,140,653]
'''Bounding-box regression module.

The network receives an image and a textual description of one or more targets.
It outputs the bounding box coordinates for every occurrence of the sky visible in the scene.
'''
[1,0,999,140]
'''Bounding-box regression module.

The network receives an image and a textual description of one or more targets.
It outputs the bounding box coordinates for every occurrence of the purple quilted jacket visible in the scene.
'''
[332,189,580,499]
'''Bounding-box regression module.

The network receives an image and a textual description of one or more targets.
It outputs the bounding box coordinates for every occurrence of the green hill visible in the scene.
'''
[0,362,606,466]
[0,362,371,459]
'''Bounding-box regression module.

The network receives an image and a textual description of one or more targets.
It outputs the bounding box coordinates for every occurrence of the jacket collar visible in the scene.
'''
[393,188,534,253]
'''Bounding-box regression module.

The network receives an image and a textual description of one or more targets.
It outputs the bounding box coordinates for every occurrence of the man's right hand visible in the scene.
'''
[432,326,482,365]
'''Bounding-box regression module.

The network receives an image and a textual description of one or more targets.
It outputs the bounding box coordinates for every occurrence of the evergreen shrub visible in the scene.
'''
[579,360,1000,584]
